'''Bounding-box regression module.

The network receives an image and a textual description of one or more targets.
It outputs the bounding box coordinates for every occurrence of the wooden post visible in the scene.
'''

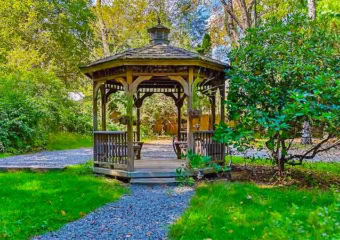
[126,68,134,172]
[220,84,225,124]
[177,86,181,141]
[100,85,107,131]
[219,83,226,162]
[93,82,98,131]
[188,67,194,152]
[136,93,141,142]
[209,95,216,130]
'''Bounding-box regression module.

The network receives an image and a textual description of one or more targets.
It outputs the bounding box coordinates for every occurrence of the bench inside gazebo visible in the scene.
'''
[80,22,229,180]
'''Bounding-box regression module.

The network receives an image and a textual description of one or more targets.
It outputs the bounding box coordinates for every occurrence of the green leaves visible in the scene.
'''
[215,14,340,167]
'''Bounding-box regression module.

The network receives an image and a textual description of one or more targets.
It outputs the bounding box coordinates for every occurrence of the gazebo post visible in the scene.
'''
[219,84,225,124]
[209,94,216,130]
[100,85,107,131]
[126,69,134,172]
[177,86,181,141]
[187,67,194,152]
[93,82,98,131]
[136,109,141,141]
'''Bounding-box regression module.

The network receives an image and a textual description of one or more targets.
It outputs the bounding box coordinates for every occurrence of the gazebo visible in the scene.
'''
[80,22,229,179]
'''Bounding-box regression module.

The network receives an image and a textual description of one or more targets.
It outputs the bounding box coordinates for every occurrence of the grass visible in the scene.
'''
[0,163,127,240]
[0,153,12,159]
[169,182,340,240]
[230,156,340,175]
[46,132,93,151]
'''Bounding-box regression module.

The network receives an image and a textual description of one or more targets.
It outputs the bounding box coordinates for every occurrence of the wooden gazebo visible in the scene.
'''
[80,22,229,179]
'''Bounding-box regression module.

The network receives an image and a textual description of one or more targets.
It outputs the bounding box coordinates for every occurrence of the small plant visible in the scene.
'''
[184,149,212,169]
[177,150,232,184]
[176,166,195,186]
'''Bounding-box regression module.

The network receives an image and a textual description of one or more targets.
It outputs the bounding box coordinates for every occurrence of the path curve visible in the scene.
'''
[35,185,194,240]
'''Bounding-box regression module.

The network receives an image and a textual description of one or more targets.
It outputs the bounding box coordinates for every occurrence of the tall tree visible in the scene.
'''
[96,0,110,56]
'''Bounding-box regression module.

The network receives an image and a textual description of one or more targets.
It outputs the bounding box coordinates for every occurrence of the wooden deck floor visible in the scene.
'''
[135,158,185,171]
[93,140,187,179]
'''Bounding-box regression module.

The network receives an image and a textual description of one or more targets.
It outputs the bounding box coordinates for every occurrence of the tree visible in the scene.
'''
[214,15,340,175]
[0,0,94,87]
[196,33,212,55]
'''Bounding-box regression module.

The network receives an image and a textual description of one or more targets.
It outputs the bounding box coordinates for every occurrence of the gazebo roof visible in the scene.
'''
[81,22,229,73]
[83,43,228,70]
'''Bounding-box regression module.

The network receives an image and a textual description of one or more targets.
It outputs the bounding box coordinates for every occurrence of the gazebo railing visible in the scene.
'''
[179,131,226,162]
[94,131,139,170]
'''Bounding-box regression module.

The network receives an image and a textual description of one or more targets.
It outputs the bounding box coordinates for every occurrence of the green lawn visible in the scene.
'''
[169,182,340,240]
[46,132,93,151]
[0,163,126,240]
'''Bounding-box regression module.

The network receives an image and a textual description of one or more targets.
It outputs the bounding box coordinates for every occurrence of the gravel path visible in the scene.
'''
[35,185,194,240]
[0,148,92,168]
[141,140,177,160]
[0,140,178,168]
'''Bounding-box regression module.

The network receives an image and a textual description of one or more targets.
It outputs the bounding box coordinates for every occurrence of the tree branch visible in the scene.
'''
[220,0,245,31]
[286,136,339,161]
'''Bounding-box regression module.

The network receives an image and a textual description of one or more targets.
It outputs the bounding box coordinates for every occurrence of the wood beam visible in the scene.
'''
[134,92,153,108]
[187,67,194,152]
[81,59,227,74]
[220,84,226,124]
[209,95,216,130]
[130,75,152,94]
[177,86,182,142]
[126,68,134,172]
[100,85,107,131]
[93,82,98,131]
[168,76,189,95]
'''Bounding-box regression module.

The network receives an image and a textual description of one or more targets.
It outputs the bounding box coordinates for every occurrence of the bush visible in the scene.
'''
[0,67,92,153]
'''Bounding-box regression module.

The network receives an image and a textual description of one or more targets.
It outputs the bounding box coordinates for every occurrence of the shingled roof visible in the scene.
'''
[82,21,229,71]
[84,43,228,69]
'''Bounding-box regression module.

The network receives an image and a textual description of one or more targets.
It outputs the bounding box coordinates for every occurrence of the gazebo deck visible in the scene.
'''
[93,158,186,179]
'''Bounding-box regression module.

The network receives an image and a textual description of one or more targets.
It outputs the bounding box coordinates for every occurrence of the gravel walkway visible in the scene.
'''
[35,185,194,240]
[0,148,92,168]
[0,140,178,168]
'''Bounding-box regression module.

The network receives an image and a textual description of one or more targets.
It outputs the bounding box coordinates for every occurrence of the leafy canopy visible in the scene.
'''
[215,15,340,170]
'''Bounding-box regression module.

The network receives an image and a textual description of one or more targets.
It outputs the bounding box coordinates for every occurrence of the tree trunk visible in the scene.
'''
[96,0,110,56]
[222,0,240,46]
[307,0,316,20]
[302,121,313,144]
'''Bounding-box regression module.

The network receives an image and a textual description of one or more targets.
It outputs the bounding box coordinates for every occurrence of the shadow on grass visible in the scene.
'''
[0,164,127,240]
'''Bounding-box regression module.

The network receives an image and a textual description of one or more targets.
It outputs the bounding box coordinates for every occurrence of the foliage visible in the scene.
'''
[0,0,94,87]
[215,15,340,173]
[46,132,93,151]
[0,68,92,153]
[196,33,212,55]
[184,149,212,169]
[141,94,178,134]
[176,167,195,186]
[0,163,126,240]
[169,182,339,240]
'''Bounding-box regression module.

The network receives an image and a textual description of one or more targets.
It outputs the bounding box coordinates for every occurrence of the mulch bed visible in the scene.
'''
[229,164,340,189]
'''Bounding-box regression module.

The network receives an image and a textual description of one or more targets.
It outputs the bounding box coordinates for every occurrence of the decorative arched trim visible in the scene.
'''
[114,77,128,93]
[168,76,189,95]
[130,76,153,94]
[94,80,107,99]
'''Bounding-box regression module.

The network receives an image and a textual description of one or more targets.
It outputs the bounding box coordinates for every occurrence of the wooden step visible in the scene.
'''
[130,177,179,184]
